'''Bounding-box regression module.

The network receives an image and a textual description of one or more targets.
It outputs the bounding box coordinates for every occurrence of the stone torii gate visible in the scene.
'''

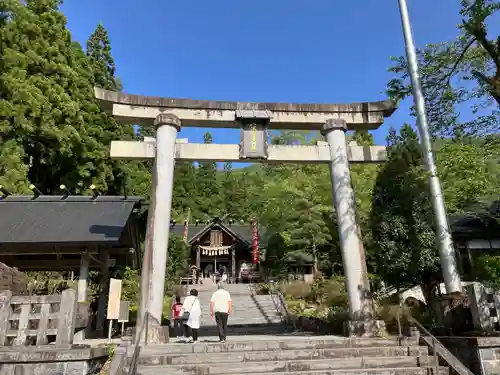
[95,87,397,340]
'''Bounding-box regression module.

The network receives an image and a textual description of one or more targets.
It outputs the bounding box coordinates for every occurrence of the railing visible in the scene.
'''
[396,305,474,375]
[127,311,150,375]
[269,281,291,325]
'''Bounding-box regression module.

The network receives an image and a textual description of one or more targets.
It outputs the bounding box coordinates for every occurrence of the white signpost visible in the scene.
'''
[107,278,122,342]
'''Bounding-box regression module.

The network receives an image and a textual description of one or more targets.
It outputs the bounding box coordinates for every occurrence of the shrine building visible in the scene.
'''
[169,217,263,282]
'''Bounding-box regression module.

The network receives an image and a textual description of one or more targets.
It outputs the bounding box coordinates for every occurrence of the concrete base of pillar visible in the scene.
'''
[144,326,170,344]
[73,329,86,342]
[344,320,386,337]
[436,292,470,335]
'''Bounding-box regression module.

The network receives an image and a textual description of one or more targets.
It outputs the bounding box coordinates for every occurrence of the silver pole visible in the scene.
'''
[397,0,462,293]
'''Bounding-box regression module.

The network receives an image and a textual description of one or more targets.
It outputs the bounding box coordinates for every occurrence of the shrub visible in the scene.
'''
[322,278,348,308]
[280,281,311,300]
[256,283,272,295]
[377,300,434,334]
[327,306,350,334]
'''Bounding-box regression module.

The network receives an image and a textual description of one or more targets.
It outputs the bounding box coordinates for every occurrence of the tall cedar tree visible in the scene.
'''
[85,22,138,195]
[86,23,121,91]
[172,161,197,219]
[370,124,440,304]
[195,132,220,218]
[0,0,112,193]
[222,161,238,217]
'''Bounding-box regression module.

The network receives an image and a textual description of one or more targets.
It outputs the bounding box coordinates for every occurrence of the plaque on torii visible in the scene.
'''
[236,109,271,160]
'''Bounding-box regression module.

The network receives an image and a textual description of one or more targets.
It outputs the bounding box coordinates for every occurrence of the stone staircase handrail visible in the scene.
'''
[397,305,474,375]
[269,283,291,325]
[125,310,151,375]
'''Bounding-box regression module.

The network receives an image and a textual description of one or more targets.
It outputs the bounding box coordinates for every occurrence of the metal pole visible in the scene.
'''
[397,0,462,293]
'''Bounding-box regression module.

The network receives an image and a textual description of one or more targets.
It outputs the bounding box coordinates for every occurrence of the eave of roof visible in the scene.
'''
[0,195,144,245]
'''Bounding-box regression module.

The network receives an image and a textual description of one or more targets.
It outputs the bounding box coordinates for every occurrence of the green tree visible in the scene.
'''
[261,164,335,274]
[166,235,190,279]
[476,255,500,290]
[86,23,121,91]
[0,0,112,193]
[436,138,500,212]
[85,22,140,195]
[195,132,220,218]
[172,161,197,220]
[221,161,239,217]
[387,0,499,136]
[370,125,440,304]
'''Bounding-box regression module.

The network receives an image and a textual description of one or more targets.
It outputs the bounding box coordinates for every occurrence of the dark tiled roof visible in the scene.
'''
[449,213,500,236]
[170,222,266,245]
[0,195,144,244]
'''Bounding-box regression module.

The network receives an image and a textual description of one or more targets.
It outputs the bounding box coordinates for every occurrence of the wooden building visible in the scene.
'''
[170,217,263,282]
[450,208,500,279]
[0,194,144,335]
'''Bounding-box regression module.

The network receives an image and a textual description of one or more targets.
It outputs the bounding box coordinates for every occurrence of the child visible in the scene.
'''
[171,295,184,340]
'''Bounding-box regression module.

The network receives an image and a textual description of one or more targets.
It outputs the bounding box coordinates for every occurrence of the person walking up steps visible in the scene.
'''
[181,289,201,343]
[171,295,184,341]
[210,283,232,343]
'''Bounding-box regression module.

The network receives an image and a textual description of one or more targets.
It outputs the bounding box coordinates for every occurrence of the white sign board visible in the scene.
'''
[107,278,122,320]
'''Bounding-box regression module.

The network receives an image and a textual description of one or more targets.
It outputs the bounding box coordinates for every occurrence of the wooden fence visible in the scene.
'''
[0,289,76,346]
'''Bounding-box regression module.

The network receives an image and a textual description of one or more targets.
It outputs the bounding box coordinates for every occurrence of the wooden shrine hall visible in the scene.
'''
[170,217,263,282]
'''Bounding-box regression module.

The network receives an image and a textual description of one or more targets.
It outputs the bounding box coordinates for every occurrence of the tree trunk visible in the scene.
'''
[420,279,443,326]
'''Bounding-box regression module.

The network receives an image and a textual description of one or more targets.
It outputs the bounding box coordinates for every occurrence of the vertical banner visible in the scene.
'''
[183,220,189,243]
[252,220,260,264]
[183,208,191,244]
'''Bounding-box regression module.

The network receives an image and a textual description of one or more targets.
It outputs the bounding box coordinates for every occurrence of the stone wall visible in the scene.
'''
[0,346,108,375]
[0,289,106,375]
[0,289,77,346]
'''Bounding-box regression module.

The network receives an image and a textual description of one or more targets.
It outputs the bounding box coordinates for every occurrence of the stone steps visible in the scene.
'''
[219,368,448,375]
[140,337,420,354]
[125,336,450,375]
[196,293,284,329]
[135,368,447,375]
[134,358,441,375]
[137,346,430,365]
[198,324,289,337]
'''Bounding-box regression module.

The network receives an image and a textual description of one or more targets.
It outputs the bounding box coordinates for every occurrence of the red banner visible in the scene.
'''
[183,221,188,243]
[251,220,259,264]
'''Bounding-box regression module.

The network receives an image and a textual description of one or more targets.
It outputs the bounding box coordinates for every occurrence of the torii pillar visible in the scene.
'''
[322,118,385,336]
[138,113,181,344]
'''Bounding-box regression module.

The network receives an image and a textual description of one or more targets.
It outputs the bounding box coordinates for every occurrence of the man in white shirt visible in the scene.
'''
[210,283,232,342]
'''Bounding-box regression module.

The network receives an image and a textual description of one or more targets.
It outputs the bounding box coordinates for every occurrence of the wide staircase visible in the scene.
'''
[125,335,449,375]
[192,282,286,336]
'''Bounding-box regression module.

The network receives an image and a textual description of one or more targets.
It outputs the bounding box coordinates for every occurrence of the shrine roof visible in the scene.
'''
[449,200,500,238]
[0,195,144,245]
[170,220,265,245]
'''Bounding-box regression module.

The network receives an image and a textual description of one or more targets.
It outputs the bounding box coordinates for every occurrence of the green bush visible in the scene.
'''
[280,277,347,309]
[476,255,500,290]
[280,281,312,300]
[256,283,272,295]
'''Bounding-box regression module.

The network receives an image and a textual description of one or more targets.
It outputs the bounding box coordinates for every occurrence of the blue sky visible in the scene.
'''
[62,0,471,147]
